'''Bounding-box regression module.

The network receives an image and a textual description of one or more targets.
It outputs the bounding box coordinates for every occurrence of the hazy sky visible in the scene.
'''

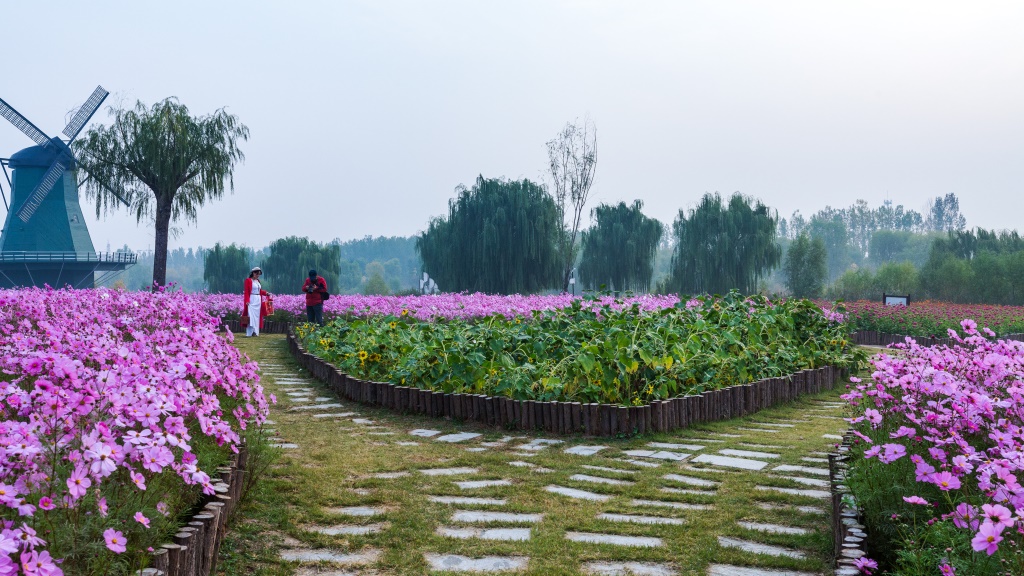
[1,1,1021,253]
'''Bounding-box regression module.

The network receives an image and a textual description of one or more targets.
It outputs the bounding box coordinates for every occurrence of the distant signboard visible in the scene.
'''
[883,293,910,306]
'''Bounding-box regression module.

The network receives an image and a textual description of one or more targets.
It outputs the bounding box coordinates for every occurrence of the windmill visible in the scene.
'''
[0,86,136,288]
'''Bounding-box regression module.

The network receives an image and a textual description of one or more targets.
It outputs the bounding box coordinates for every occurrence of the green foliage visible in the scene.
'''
[666,193,781,295]
[76,98,248,287]
[784,233,827,298]
[416,176,561,294]
[336,235,421,292]
[299,292,862,405]
[826,262,918,301]
[261,236,340,294]
[99,246,208,291]
[579,200,663,293]
[915,228,1024,304]
[204,242,253,293]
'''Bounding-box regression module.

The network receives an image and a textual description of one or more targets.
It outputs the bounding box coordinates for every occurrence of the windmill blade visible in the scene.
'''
[0,96,53,148]
[16,158,68,223]
[62,85,109,141]
[76,162,131,207]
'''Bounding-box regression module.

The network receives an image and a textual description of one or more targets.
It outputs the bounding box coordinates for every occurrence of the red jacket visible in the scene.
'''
[242,277,270,328]
[303,276,328,306]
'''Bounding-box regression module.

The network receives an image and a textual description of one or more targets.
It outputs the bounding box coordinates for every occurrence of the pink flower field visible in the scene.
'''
[843,321,1024,574]
[0,287,269,575]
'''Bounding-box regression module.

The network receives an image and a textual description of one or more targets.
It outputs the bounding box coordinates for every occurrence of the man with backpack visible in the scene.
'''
[302,269,329,326]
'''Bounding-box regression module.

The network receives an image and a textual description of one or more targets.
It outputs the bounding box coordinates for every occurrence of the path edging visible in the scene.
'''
[287,327,846,437]
[829,431,870,575]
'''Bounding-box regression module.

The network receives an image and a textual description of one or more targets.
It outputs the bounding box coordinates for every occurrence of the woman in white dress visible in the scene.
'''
[242,267,269,336]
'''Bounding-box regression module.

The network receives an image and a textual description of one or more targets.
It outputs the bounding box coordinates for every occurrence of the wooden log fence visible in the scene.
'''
[830,431,870,575]
[850,330,1024,348]
[139,444,248,576]
[286,327,847,437]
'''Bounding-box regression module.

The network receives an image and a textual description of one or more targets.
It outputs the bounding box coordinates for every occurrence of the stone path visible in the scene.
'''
[236,335,854,575]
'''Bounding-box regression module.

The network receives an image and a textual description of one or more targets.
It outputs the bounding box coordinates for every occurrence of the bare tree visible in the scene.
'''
[547,118,597,292]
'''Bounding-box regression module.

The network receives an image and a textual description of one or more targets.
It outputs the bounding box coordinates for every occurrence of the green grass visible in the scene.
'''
[218,334,854,575]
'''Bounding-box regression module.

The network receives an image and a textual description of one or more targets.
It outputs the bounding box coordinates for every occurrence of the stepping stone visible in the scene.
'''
[368,432,395,436]
[663,474,719,488]
[451,510,543,523]
[659,487,715,496]
[351,418,375,425]
[280,549,380,564]
[822,434,844,440]
[290,403,344,411]
[396,441,420,447]
[801,457,828,463]
[410,429,442,437]
[717,536,805,559]
[307,523,387,535]
[736,428,779,434]
[582,465,636,475]
[632,499,711,511]
[756,502,825,515]
[369,471,409,479]
[508,461,553,473]
[648,442,705,451]
[465,447,488,453]
[289,398,311,403]
[314,397,334,402]
[565,445,608,456]
[709,433,741,438]
[429,496,507,506]
[479,442,506,447]
[584,561,676,576]
[325,506,385,517]
[455,480,512,489]
[738,521,809,535]
[774,476,829,488]
[545,485,610,501]
[720,449,780,460]
[435,432,482,443]
[424,553,528,572]
[773,465,829,477]
[752,423,796,428]
[420,467,479,476]
[622,450,689,462]
[755,486,831,499]
[597,513,685,525]
[285,392,311,397]
[707,565,819,576]
[437,526,531,541]
[569,474,634,486]
[681,465,736,475]
[566,532,662,548]
[270,443,299,449]
[516,440,563,451]
[692,454,768,471]
[313,412,356,418]
[617,458,661,468]
[264,420,276,424]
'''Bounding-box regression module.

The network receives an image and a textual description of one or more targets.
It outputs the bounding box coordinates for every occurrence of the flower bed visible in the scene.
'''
[296,292,861,406]
[0,288,269,575]
[841,320,1024,575]
[842,300,1024,338]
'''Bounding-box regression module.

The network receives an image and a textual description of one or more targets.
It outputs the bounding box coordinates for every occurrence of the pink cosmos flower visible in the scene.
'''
[97,497,108,517]
[19,550,61,576]
[971,522,1003,555]
[854,557,878,574]
[65,468,90,500]
[134,511,150,528]
[940,563,956,575]
[981,503,1014,529]
[903,495,929,505]
[37,497,54,511]
[930,471,961,491]
[103,528,126,554]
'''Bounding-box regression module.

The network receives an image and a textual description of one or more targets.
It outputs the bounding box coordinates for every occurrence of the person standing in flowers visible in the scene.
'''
[243,266,270,336]
[302,268,328,326]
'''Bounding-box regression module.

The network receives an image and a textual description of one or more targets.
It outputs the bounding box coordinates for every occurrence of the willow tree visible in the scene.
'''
[76,98,248,287]
[260,236,340,293]
[578,200,663,292]
[667,193,781,295]
[203,242,252,293]
[416,176,560,294]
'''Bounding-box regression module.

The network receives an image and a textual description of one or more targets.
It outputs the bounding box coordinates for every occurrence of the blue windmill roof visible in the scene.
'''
[8,137,73,168]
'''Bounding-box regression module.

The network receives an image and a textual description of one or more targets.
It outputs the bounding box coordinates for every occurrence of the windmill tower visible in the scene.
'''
[0,86,135,288]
